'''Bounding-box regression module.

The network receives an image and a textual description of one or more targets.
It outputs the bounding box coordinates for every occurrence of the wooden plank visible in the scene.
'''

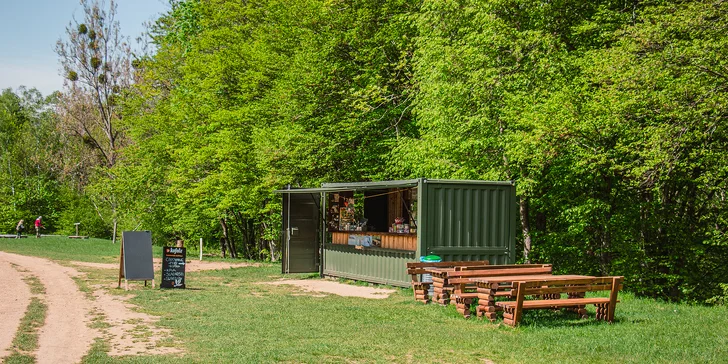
[447,267,553,278]
[498,297,612,309]
[523,284,613,296]
[472,274,590,285]
[607,277,623,322]
[521,277,615,287]
[513,282,526,326]
[406,260,491,269]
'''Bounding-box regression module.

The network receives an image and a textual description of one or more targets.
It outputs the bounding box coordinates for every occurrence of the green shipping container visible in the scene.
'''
[276,179,517,287]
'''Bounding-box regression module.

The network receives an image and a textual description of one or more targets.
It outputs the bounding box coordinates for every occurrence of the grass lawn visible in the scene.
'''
[1,237,727,363]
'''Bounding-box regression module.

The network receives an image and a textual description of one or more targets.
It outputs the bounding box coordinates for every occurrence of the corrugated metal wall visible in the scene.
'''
[421,182,516,264]
[323,244,415,287]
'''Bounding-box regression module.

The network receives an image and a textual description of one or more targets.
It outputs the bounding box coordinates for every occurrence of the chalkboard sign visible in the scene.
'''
[120,231,155,281]
[161,247,186,289]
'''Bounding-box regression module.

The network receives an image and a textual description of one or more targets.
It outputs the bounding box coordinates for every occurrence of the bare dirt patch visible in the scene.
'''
[90,287,182,356]
[70,259,261,272]
[263,279,396,299]
[0,260,32,359]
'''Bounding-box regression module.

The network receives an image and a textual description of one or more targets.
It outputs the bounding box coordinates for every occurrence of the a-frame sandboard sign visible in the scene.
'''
[118,231,155,290]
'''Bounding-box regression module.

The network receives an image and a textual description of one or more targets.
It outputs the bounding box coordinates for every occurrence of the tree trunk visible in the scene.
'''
[219,218,237,259]
[231,210,250,259]
[262,221,277,262]
[519,196,532,263]
[220,237,227,258]
[268,240,277,262]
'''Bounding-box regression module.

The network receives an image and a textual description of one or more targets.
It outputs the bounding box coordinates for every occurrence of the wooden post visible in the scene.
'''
[117,238,125,289]
[607,277,622,323]
[513,281,526,326]
[199,238,203,261]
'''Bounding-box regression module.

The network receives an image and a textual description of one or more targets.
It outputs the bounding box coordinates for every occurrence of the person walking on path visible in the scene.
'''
[16,220,24,238]
[35,216,44,238]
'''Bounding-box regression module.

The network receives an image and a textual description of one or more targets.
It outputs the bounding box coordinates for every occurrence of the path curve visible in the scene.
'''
[0,252,99,364]
[0,259,32,358]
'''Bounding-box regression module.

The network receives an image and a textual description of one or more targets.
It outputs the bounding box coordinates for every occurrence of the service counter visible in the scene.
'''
[331,231,417,251]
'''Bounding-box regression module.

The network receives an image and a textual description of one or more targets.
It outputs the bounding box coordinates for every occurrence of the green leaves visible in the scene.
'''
[78,0,728,299]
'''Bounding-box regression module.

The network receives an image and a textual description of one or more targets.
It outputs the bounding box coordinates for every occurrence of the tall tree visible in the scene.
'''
[55,0,133,242]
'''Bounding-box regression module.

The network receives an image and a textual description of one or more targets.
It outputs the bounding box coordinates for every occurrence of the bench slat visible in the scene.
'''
[497,297,611,309]
[444,267,552,278]
[523,284,614,296]
[406,260,490,271]
[520,277,615,287]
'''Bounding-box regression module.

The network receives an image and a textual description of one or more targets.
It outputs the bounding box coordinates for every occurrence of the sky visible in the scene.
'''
[0,0,170,96]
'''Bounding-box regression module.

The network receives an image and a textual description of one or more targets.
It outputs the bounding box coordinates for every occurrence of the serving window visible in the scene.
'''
[327,188,417,251]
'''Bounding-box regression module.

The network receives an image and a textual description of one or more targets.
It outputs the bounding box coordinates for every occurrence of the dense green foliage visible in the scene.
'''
[4,0,726,303]
[117,0,726,302]
[400,0,728,302]
[0,88,109,237]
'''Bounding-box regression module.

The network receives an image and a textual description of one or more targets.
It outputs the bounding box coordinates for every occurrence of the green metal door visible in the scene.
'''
[282,193,320,273]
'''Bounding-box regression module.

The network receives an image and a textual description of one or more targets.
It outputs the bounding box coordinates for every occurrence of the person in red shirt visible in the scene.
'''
[35,216,44,238]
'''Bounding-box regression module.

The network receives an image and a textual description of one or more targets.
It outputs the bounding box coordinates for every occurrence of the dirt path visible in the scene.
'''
[0,252,181,363]
[0,259,32,358]
[0,252,98,364]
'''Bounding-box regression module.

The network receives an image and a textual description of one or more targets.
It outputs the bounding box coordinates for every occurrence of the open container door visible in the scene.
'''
[281,192,321,273]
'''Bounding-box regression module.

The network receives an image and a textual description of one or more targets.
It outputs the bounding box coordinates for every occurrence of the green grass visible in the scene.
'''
[5,297,48,364]
[22,275,46,295]
[2,238,727,363]
[0,236,134,263]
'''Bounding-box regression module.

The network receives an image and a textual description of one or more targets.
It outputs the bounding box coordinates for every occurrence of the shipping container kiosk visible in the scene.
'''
[276,179,517,287]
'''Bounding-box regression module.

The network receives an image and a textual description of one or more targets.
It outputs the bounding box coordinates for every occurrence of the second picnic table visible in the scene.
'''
[469,274,595,321]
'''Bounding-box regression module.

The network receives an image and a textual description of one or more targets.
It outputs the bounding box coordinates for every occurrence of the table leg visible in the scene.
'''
[432,276,445,305]
[477,282,498,322]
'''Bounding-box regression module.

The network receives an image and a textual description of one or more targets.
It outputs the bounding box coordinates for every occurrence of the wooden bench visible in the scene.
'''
[496,276,624,326]
[437,264,553,316]
[406,260,490,303]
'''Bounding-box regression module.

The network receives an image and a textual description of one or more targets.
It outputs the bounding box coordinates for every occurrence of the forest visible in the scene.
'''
[1,0,726,304]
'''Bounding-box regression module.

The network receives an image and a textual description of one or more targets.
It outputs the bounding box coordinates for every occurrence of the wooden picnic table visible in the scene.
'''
[470,274,594,321]
[426,264,553,306]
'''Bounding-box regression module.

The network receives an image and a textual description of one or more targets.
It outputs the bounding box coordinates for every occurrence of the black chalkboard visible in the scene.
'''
[161,247,186,289]
[121,231,155,280]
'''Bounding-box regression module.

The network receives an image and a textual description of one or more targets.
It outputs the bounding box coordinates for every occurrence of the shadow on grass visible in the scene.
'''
[514,309,626,329]
[161,287,205,291]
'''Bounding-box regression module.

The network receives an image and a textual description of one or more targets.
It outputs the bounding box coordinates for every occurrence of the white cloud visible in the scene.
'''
[0,62,63,96]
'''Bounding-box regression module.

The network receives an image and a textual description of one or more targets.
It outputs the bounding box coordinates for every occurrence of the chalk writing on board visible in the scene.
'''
[161,247,186,289]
